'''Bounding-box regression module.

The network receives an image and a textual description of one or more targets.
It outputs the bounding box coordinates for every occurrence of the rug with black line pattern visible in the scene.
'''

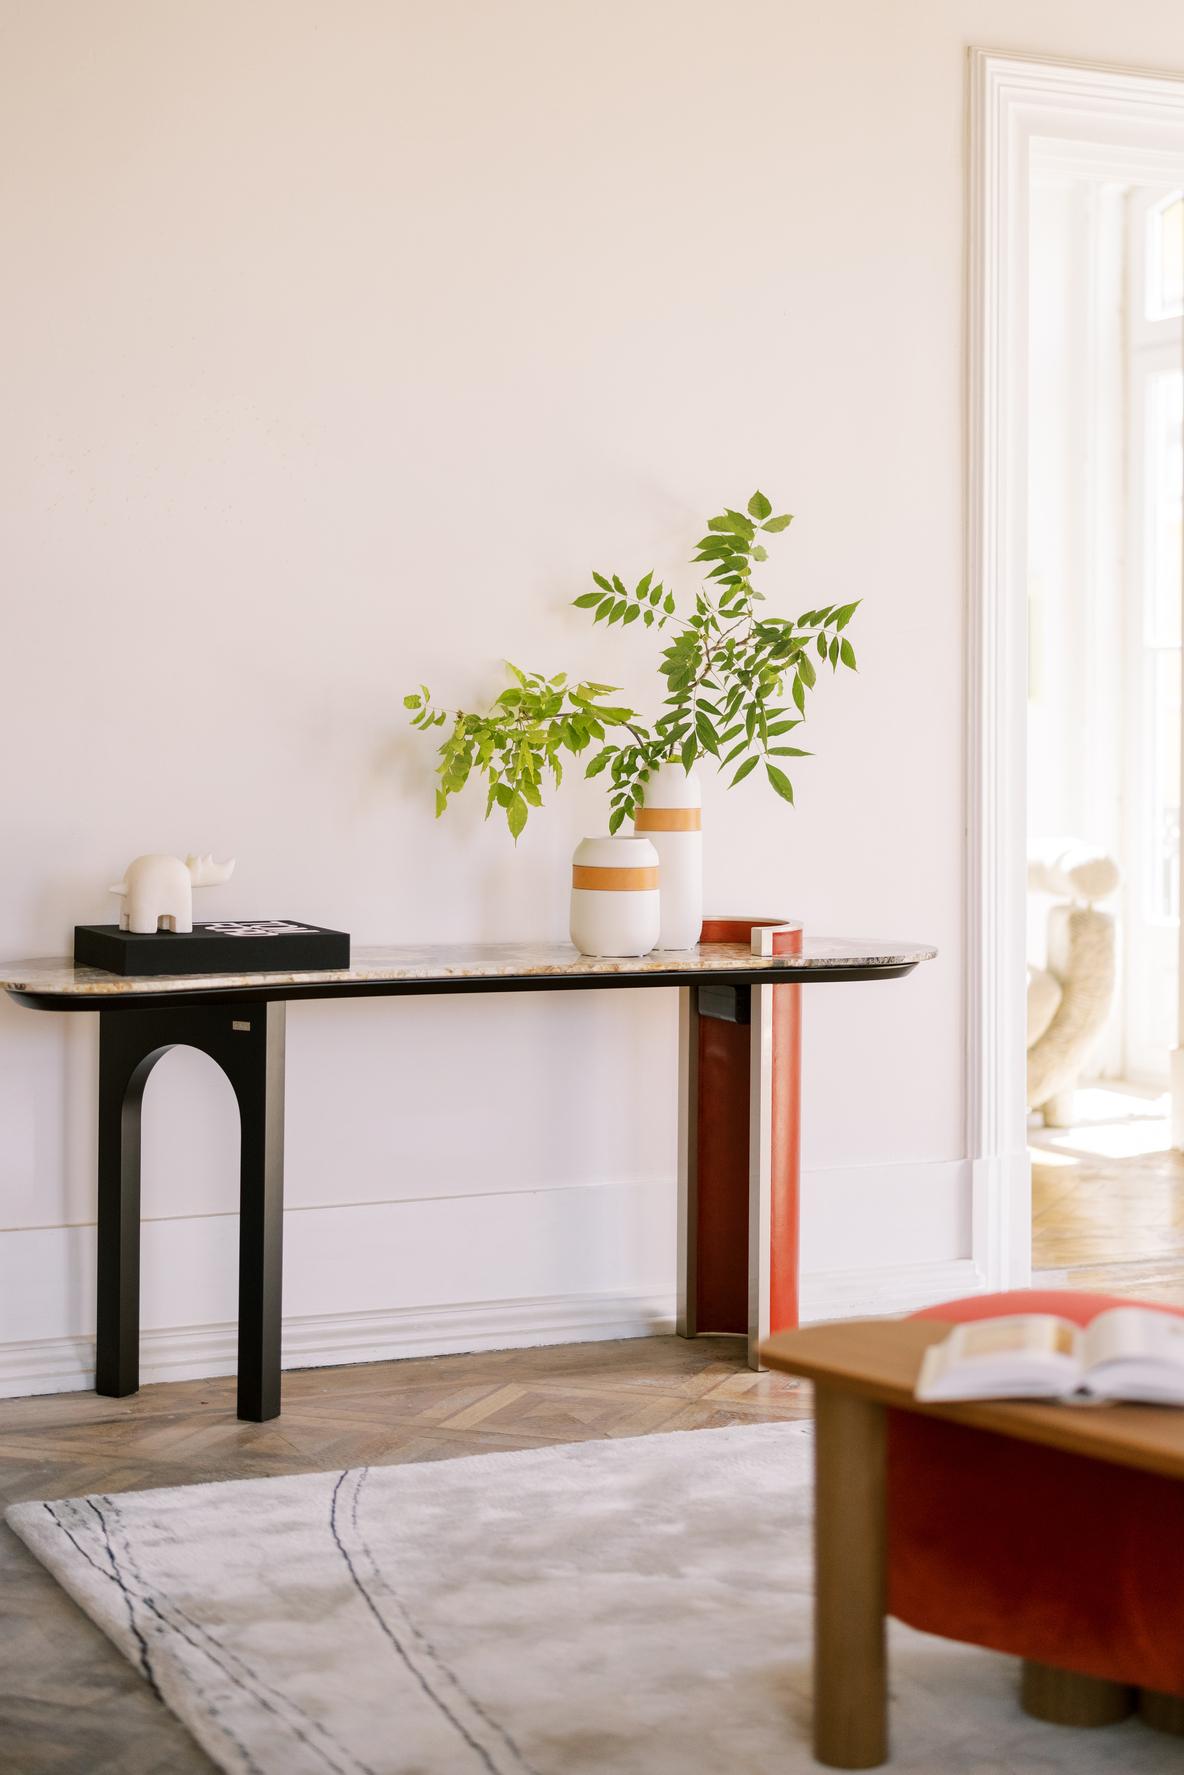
[6,1422,1177,1774]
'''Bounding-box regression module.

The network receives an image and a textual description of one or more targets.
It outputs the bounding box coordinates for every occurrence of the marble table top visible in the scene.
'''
[0,936,937,1003]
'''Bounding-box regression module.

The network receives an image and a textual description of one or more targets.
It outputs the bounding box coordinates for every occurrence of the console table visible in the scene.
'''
[1,918,934,1421]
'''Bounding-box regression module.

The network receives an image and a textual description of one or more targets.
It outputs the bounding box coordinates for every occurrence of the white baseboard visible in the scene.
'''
[0,1290,678,1400]
[0,1258,991,1401]
[801,1257,985,1323]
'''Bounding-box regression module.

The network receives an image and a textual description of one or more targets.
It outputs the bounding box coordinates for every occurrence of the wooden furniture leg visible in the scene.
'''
[1020,1661,1134,1725]
[813,1386,888,1769]
[1140,1688,1184,1734]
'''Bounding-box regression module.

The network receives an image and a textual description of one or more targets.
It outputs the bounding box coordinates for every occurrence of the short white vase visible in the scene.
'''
[569,835,661,958]
[635,762,703,950]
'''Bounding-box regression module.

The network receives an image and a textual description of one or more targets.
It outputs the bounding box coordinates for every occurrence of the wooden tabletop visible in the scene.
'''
[762,1318,1184,1481]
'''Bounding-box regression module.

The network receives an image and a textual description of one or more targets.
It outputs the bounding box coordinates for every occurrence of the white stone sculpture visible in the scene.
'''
[110,854,236,935]
[1026,840,1120,1126]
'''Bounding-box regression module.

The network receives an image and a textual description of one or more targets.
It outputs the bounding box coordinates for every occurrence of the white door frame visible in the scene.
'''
[966,49,1184,1287]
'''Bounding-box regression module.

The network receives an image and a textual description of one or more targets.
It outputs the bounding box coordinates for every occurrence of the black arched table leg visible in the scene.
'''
[96,1000,286,1421]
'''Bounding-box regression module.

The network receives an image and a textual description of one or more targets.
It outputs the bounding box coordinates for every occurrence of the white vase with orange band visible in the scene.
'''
[569,835,661,957]
[634,762,703,949]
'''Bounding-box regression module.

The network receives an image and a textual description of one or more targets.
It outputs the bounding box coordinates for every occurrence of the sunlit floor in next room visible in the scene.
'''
[1031,1083,1184,1307]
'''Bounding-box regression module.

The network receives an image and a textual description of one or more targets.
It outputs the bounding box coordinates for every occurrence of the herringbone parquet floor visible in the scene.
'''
[0,1334,807,1775]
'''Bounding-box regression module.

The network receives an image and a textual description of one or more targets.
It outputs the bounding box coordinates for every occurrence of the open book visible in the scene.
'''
[915,1308,1184,1406]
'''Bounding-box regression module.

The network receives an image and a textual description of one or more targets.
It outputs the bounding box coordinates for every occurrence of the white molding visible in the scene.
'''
[0,1289,679,1401]
[801,1259,984,1324]
[0,1256,988,1401]
[965,48,1184,1293]
[966,48,1032,1292]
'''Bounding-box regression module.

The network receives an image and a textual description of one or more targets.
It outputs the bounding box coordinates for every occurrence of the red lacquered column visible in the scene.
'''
[677,917,803,1368]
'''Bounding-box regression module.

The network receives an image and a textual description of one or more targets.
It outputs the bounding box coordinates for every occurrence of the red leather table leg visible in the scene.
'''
[693,1002,751,1333]
[677,917,803,1368]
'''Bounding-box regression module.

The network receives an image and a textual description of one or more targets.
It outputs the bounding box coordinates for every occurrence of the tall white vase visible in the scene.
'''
[569,835,661,958]
[635,762,703,950]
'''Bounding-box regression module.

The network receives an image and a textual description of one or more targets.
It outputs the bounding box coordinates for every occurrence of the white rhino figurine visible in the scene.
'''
[110,853,236,935]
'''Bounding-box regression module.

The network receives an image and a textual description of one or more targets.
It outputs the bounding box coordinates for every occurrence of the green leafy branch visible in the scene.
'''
[575,491,859,831]
[404,666,646,841]
[404,490,859,838]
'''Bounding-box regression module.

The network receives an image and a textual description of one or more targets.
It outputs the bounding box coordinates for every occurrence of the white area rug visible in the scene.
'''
[7,1422,1179,1774]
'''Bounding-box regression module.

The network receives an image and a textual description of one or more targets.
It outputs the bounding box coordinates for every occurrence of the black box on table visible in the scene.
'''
[73,922,351,977]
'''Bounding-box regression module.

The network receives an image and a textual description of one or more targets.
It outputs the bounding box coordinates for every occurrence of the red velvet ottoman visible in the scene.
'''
[888,1289,1184,1730]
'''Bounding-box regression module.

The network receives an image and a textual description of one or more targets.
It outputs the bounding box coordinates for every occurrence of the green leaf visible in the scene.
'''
[829,636,840,668]
[747,490,772,520]
[623,603,640,624]
[752,545,768,562]
[792,676,806,713]
[799,651,817,690]
[585,747,614,777]
[730,754,759,786]
[695,713,720,755]
[681,732,698,772]
[834,600,860,629]
[761,513,793,533]
[404,693,422,710]
[592,572,613,592]
[435,787,447,817]
[768,745,811,757]
[572,591,603,608]
[765,763,795,804]
[840,638,857,669]
[594,595,614,622]
[608,805,627,835]
[506,794,528,841]
[612,575,628,597]
[636,571,653,598]
[663,592,676,615]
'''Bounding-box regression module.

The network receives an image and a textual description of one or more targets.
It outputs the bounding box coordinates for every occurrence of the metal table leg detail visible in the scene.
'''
[676,972,802,1367]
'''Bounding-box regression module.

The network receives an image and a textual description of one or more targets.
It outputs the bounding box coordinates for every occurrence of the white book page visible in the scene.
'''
[916,1315,1083,1402]
[1082,1308,1184,1402]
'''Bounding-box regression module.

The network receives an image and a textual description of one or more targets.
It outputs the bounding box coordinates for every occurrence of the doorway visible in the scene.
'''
[968,51,1184,1300]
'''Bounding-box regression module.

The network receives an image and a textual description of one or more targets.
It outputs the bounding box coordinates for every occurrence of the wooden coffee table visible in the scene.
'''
[761,1317,1184,1769]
